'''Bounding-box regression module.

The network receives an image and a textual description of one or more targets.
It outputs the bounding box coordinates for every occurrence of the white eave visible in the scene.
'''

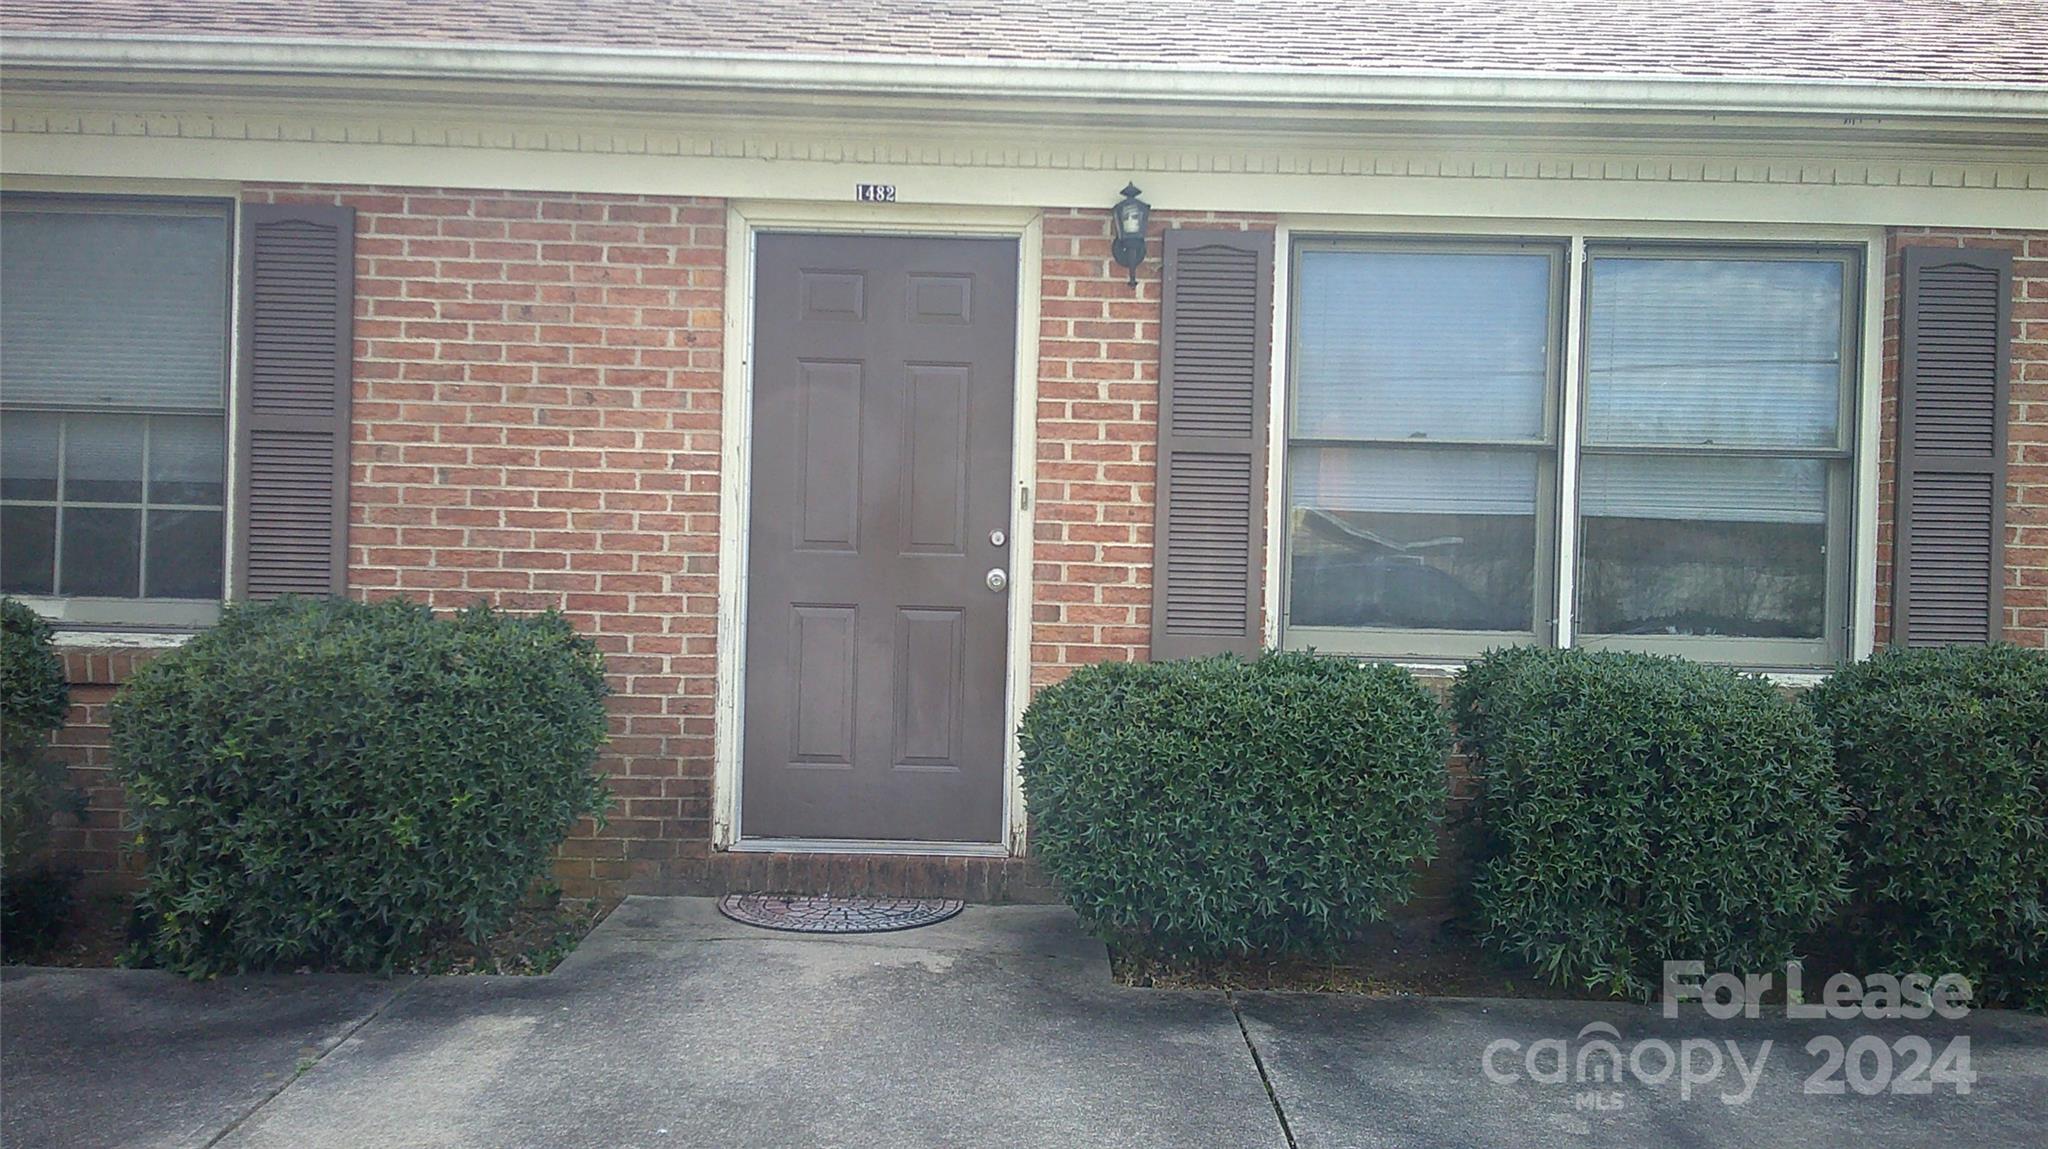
[4,31,2048,125]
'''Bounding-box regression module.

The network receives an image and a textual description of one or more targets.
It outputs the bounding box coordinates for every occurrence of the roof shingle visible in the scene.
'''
[5,0,2046,88]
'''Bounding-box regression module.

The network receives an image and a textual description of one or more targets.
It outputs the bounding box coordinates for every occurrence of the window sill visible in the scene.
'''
[11,594,220,632]
[1352,656,1831,689]
[1390,660,1468,683]
[52,629,197,652]
[44,630,193,687]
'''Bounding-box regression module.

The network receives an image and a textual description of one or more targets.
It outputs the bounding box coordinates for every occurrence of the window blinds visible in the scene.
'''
[1579,454,1828,525]
[0,207,230,412]
[1584,257,1842,449]
[1293,250,1552,442]
[1290,445,1538,516]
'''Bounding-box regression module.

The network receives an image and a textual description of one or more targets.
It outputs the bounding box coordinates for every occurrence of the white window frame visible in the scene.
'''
[1280,236,1567,660]
[0,186,241,631]
[1265,217,1885,672]
[1570,241,1861,667]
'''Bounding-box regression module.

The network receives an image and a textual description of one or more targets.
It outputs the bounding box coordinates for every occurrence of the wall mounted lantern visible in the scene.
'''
[1110,182,1151,287]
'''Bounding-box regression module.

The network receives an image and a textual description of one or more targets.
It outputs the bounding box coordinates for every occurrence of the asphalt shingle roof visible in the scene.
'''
[5,0,2046,88]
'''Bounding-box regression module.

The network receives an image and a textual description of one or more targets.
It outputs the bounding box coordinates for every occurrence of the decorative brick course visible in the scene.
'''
[1876,227,2048,649]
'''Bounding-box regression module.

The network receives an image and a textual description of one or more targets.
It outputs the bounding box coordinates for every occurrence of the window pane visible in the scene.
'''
[145,509,224,599]
[1289,445,1537,631]
[149,416,226,506]
[1579,455,1828,639]
[58,507,140,597]
[0,505,56,594]
[0,207,229,412]
[62,413,145,504]
[1294,250,1553,441]
[1,412,59,500]
[1584,257,1844,448]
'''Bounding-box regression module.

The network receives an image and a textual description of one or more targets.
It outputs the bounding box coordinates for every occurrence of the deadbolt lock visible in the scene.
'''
[989,528,1007,547]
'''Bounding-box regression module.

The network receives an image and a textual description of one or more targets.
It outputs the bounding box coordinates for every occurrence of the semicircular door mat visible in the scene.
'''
[716,893,966,934]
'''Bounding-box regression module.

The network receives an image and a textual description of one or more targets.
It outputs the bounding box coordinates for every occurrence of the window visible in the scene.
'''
[1282,237,1860,668]
[0,198,232,627]
[1575,250,1855,665]
[1285,242,1562,659]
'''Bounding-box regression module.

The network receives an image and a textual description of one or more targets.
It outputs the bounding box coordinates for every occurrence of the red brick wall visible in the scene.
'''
[1876,228,2048,649]
[41,650,160,889]
[1030,209,1278,687]
[38,203,2044,901]
[242,185,728,895]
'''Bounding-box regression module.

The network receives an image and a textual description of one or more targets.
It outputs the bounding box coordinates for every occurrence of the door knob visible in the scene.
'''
[986,568,1008,592]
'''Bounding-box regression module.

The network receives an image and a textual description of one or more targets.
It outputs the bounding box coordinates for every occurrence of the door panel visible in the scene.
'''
[894,607,965,767]
[904,364,971,553]
[788,604,857,766]
[743,234,1017,842]
[795,361,863,551]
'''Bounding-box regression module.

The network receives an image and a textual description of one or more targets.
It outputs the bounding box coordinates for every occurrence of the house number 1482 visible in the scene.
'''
[856,184,897,203]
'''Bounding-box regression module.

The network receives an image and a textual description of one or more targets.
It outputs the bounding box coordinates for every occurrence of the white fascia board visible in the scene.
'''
[4,33,2047,123]
[9,134,2045,231]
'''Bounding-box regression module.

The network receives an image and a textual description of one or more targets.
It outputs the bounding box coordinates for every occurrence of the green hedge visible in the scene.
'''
[113,597,611,977]
[1019,651,1449,959]
[1454,647,1846,998]
[1808,644,2048,1009]
[1,597,78,955]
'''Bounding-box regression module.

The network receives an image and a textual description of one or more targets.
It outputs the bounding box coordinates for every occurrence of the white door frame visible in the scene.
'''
[710,200,1043,856]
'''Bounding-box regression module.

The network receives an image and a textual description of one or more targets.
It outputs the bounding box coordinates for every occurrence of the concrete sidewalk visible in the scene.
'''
[0,969,412,1148]
[4,898,2045,1148]
[1238,991,2048,1149]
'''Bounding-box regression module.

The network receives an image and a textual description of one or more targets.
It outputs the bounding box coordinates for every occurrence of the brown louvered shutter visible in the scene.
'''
[1150,228,1274,661]
[1893,246,2013,646]
[234,203,354,599]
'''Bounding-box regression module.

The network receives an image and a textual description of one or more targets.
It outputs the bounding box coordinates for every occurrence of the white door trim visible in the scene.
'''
[710,200,1043,855]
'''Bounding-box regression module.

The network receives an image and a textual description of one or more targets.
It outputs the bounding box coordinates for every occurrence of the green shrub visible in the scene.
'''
[1808,644,2048,1009]
[112,597,611,977]
[2,597,72,870]
[1454,647,1846,998]
[1,598,68,744]
[0,867,77,956]
[1,597,79,957]
[1019,651,1450,959]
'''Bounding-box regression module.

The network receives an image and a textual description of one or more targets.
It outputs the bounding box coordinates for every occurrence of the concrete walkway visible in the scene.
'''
[4,897,2044,1148]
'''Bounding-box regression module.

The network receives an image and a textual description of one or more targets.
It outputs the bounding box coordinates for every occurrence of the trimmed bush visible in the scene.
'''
[1454,647,1846,998]
[1019,651,1449,959]
[2,597,72,866]
[113,597,610,977]
[0,598,68,746]
[1808,644,2048,1009]
[1,597,78,957]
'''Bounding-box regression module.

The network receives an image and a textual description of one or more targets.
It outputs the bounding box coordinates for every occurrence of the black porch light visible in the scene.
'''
[1110,182,1151,287]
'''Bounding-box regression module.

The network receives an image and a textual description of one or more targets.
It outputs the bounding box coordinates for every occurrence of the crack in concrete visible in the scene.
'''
[1228,990,1300,1149]
[201,978,418,1149]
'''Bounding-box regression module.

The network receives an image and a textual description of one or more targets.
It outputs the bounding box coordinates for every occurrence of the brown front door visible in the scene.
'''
[741,234,1017,843]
